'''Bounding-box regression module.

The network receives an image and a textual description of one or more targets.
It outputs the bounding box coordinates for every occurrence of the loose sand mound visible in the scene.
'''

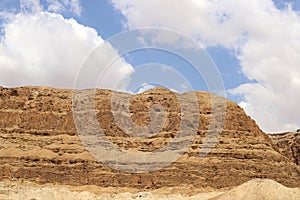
[0,179,299,200]
[210,179,300,200]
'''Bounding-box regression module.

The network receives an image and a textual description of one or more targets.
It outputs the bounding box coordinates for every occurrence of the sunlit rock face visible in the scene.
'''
[0,86,299,192]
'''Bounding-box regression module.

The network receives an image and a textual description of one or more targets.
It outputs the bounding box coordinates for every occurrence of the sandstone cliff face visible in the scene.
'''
[0,86,299,191]
[270,131,300,166]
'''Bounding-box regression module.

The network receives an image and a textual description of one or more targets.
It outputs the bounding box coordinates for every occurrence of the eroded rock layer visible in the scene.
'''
[0,86,299,191]
[270,131,300,166]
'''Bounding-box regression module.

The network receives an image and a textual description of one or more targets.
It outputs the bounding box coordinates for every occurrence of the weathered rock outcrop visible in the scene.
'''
[270,131,300,166]
[0,86,299,191]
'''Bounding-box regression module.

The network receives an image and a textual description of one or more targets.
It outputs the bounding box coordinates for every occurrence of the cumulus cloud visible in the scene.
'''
[0,2,133,90]
[111,0,253,48]
[111,0,300,132]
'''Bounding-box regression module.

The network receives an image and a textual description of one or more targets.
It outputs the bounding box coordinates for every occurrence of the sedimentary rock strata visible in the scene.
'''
[0,86,299,192]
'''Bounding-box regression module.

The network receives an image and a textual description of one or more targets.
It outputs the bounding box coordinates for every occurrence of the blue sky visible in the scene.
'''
[0,0,300,133]
[80,0,248,91]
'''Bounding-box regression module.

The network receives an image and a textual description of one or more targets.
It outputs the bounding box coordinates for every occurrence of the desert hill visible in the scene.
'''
[0,86,299,194]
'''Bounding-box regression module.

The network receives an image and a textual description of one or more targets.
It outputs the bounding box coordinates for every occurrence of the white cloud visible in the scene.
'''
[0,11,133,89]
[18,0,82,16]
[230,4,300,133]
[46,0,82,16]
[160,65,172,72]
[111,0,300,132]
[135,83,156,93]
[111,0,258,48]
[20,0,43,13]
[134,83,180,94]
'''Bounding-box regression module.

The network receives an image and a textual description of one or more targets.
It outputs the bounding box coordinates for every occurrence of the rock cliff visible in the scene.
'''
[0,86,299,192]
[270,131,300,166]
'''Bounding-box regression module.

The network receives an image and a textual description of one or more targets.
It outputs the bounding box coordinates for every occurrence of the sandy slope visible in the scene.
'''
[0,179,299,200]
[209,179,300,200]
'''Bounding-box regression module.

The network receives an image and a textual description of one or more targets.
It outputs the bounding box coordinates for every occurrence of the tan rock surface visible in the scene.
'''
[0,86,299,193]
[269,131,300,165]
